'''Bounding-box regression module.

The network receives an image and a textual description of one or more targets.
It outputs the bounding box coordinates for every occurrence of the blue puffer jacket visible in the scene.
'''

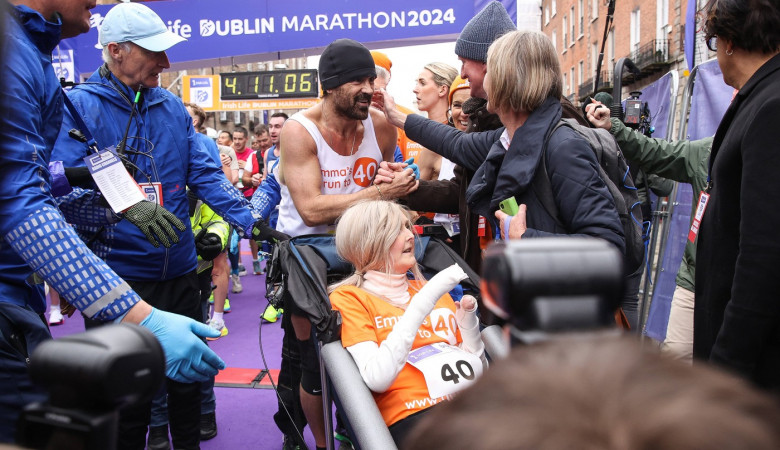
[53,69,259,281]
[404,97,624,252]
[0,6,140,319]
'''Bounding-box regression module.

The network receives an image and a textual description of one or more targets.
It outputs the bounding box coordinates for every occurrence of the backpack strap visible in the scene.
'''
[531,120,568,229]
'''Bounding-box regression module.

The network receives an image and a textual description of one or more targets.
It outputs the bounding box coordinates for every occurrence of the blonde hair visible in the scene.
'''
[329,200,424,292]
[423,62,459,90]
[486,30,562,114]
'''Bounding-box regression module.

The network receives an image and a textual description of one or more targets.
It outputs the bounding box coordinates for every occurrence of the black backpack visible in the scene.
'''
[533,119,644,275]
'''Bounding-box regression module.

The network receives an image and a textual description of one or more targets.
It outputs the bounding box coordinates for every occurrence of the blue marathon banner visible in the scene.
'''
[63,0,516,75]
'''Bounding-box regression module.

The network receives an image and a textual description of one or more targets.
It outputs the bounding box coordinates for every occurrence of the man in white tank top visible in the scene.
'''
[274,38,419,450]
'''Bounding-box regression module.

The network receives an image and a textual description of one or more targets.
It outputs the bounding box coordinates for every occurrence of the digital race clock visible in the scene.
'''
[220,69,319,100]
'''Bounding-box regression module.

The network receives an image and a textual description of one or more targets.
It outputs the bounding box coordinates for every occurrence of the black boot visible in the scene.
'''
[200,412,218,441]
[147,425,170,450]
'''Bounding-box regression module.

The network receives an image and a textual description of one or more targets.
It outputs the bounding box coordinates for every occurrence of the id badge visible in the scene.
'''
[84,147,145,213]
[477,216,487,237]
[138,182,163,206]
[688,191,710,243]
[407,342,483,399]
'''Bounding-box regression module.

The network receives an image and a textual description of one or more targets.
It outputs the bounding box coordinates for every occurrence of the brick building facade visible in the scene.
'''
[540,0,698,106]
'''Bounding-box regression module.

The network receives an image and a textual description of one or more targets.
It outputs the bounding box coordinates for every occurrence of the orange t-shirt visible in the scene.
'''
[396,104,423,163]
[329,281,462,426]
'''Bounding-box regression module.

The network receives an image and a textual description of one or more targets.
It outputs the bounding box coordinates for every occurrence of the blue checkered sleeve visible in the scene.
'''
[5,206,141,321]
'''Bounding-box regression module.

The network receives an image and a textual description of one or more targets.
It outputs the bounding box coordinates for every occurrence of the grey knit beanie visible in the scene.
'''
[455,1,516,62]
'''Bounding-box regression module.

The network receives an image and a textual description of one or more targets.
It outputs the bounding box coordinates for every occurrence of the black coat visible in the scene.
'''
[695,52,780,390]
[404,97,624,253]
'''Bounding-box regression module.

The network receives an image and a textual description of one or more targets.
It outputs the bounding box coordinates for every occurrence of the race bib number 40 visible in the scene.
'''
[407,342,483,399]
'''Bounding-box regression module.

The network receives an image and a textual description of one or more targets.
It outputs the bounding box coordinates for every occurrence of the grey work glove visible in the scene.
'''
[252,219,290,244]
[124,200,186,248]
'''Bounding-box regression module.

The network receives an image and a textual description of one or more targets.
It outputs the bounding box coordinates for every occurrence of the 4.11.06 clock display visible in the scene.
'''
[220,69,318,100]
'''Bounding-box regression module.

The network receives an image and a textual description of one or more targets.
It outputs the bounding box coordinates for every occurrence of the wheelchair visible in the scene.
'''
[265,234,506,450]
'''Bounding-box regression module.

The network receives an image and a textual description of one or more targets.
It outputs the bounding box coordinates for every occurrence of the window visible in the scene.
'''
[658,0,669,28]
[591,0,598,22]
[656,0,669,40]
[630,9,641,53]
[563,16,568,48]
[578,0,584,36]
[545,6,550,25]
[552,30,558,52]
[571,6,576,43]
[552,0,557,16]
[578,61,584,88]
[591,42,598,77]
[570,68,575,94]
[608,29,615,68]
[563,72,568,95]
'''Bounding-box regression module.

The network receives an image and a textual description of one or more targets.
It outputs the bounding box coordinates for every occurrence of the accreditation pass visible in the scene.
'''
[84,147,145,214]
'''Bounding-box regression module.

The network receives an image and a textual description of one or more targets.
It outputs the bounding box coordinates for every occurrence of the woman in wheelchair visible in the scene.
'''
[329,200,487,446]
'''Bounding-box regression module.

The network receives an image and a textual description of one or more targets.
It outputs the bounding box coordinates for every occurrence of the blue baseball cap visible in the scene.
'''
[99,3,186,52]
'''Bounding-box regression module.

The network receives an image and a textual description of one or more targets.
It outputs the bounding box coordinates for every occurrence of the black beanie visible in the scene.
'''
[319,39,376,90]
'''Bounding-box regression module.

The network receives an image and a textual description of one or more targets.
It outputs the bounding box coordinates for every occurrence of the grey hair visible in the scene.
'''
[375,65,391,83]
[101,42,133,64]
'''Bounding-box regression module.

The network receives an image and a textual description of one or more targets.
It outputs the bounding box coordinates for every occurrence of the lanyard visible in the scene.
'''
[61,91,100,154]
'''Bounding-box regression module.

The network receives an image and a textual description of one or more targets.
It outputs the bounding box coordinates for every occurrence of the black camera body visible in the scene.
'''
[481,238,624,335]
[17,324,164,450]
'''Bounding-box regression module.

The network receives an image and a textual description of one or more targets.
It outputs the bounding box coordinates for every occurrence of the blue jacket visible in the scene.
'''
[404,97,624,252]
[53,69,259,281]
[0,6,140,319]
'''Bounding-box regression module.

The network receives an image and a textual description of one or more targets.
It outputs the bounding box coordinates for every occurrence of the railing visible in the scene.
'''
[578,70,613,99]
[631,39,671,70]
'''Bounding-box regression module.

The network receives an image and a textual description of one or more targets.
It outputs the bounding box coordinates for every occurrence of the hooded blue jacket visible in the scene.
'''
[53,68,259,281]
[0,6,140,319]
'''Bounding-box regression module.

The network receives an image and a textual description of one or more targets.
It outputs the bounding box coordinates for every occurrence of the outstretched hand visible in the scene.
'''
[410,264,468,312]
[252,219,290,243]
[124,200,186,248]
[371,88,407,129]
[140,308,226,383]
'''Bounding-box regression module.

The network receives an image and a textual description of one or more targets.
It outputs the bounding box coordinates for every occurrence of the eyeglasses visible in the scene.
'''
[706,36,718,52]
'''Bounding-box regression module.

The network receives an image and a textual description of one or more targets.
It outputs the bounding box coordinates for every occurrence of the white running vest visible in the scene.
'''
[277,112,383,236]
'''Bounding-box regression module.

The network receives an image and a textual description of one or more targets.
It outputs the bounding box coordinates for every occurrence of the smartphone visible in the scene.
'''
[499,197,519,216]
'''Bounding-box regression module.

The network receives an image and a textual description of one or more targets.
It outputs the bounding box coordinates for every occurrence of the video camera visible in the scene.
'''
[17,324,164,450]
[623,91,654,137]
[480,238,624,344]
[610,58,654,137]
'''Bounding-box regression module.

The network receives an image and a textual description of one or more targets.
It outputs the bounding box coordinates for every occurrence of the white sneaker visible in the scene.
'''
[48,308,64,326]
[207,319,228,341]
[231,274,243,293]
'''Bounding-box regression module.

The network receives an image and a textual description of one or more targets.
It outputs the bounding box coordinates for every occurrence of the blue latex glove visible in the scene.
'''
[140,308,226,383]
[404,157,420,179]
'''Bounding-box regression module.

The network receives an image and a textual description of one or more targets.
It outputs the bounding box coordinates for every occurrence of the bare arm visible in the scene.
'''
[416,148,442,181]
[241,166,254,186]
[220,153,237,184]
[281,118,417,227]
